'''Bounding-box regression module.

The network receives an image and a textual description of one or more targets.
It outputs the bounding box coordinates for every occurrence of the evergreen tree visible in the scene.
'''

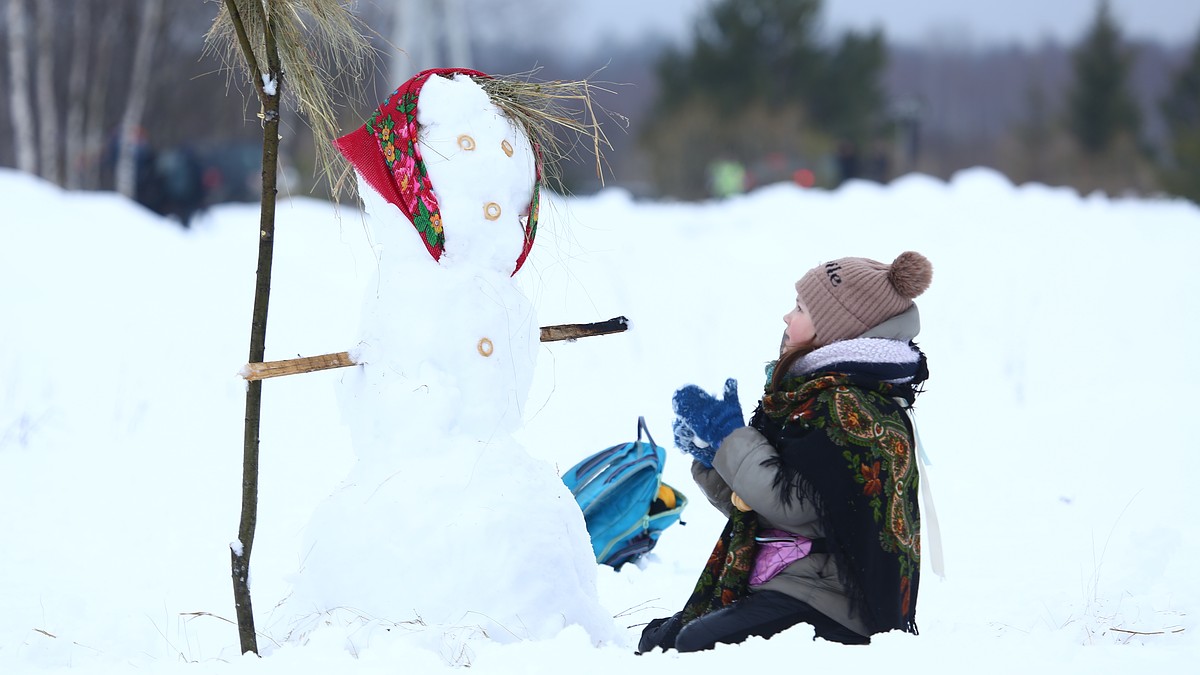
[1015,81,1056,183]
[654,0,823,115]
[644,0,888,197]
[812,30,887,142]
[1066,0,1140,155]
[1160,26,1200,202]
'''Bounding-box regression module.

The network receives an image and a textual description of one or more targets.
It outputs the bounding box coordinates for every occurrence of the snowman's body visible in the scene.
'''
[279,74,615,648]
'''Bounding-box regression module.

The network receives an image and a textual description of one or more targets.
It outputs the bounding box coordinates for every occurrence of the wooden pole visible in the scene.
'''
[240,316,630,382]
[220,0,282,656]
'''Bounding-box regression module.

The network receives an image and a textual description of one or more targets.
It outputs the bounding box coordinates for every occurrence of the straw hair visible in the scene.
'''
[205,0,372,201]
[476,71,625,194]
[206,5,622,203]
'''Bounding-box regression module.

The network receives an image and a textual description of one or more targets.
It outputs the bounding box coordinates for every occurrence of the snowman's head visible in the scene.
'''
[335,68,541,276]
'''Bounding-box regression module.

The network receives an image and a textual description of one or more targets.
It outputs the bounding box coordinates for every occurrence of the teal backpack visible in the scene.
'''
[562,417,687,568]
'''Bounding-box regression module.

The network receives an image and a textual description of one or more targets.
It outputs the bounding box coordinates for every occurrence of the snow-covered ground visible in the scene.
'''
[1,167,1196,673]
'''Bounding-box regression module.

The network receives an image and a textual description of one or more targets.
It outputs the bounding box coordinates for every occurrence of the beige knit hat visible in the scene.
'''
[795,251,933,347]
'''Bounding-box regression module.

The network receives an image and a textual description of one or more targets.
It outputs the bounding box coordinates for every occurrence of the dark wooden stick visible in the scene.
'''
[539,315,629,342]
[240,317,629,382]
[222,0,282,656]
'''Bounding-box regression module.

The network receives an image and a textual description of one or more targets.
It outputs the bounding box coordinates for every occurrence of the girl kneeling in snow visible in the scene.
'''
[639,251,932,653]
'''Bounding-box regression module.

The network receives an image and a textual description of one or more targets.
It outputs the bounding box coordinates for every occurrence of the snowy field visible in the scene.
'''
[1,166,1197,673]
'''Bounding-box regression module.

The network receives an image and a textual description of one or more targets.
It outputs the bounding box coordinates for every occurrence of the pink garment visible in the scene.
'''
[751,529,814,586]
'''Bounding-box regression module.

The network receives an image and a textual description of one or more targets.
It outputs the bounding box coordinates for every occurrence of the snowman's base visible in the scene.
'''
[272,435,620,654]
[274,607,604,666]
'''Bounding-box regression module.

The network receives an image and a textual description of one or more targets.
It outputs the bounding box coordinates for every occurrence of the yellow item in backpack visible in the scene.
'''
[656,484,677,510]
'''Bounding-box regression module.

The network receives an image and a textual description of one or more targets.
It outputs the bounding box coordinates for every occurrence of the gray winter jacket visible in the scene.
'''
[692,429,870,637]
[689,305,924,637]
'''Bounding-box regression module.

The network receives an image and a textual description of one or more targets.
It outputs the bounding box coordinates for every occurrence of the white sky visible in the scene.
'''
[562,0,1200,50]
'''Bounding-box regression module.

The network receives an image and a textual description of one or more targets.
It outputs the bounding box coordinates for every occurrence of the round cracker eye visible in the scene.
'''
[484,202,502,220]
[477,337,494,357]
[458,134,476,151]
[501,140,514,157]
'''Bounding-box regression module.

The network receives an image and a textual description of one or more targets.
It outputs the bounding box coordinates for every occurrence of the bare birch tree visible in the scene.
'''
[32,0,59,183]
[63,0,91,190]
[83,5,121,190]
[6,0,37,174]
[444,0,472,68]
[386,0,559,86]
[205,0,370,653]
[115,0,164,199]
[391,0,437,81]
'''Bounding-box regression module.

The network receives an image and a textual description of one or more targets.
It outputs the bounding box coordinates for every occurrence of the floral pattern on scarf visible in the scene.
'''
[757,358,922,633]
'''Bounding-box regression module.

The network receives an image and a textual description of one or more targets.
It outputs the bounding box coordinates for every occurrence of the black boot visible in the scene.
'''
[636,612,684,654]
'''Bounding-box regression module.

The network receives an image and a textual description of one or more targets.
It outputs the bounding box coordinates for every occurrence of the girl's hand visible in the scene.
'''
[673,417,716,468]
[672,378,743,449]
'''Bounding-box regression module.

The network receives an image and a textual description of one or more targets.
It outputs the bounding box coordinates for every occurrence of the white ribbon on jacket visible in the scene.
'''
[902,404,945,579]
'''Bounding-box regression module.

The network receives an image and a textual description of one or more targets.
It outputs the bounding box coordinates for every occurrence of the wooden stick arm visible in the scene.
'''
[538,315,628,342]
[240,316,629,381]
[239,352,356,381]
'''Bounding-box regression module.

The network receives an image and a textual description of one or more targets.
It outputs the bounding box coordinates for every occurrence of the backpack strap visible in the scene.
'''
[637,415,657,449]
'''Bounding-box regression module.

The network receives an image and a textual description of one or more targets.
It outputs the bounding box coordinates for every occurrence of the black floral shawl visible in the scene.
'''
[679,339,927,636]
[756,339,927,634]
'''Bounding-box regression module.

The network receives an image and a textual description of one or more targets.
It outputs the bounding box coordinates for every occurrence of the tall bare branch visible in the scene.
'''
[115,0,164,198]
[32,0,58,184]
[205,0,371,655]
[63,0,91,190]
[6,0,37,174]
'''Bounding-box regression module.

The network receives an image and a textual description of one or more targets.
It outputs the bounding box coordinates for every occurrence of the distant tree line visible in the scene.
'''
[635,0,887,198]
[1159,23,1200,202]
[0,0,273,224]
[2,0,1200,208]
[629,0,1200,202]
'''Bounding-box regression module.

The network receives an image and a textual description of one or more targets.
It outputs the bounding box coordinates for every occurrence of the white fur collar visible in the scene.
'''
[789,338,920,383]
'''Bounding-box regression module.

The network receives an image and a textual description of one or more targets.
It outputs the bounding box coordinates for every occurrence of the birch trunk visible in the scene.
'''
[391,0,436,82]
[83,6,120,190]
[64,0,91,190]
[443,0,472,67]
[33,0,59,184]
[115,0,163,199]
[6,0,37,174]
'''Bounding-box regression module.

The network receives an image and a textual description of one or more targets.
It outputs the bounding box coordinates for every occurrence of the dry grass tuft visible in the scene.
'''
[204,0,373,201]
[476,69,628,193]
[206,4,625,202]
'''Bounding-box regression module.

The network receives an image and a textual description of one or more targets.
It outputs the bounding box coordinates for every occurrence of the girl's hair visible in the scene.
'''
[771,343,815,391]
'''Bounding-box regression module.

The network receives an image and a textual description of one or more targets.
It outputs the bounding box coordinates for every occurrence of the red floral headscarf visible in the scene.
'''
[333,68,541,275]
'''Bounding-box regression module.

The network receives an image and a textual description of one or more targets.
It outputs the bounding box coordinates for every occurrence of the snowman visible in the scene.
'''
[276,69,617,651]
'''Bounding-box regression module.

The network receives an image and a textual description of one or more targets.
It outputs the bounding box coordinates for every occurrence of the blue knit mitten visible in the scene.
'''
[672,378,744,451]
[673,417,715,468]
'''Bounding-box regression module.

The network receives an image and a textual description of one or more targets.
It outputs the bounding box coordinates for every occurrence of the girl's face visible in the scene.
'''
[783,295,816,351]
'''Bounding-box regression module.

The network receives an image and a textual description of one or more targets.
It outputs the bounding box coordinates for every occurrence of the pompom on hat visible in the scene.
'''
[795,251,933,347]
